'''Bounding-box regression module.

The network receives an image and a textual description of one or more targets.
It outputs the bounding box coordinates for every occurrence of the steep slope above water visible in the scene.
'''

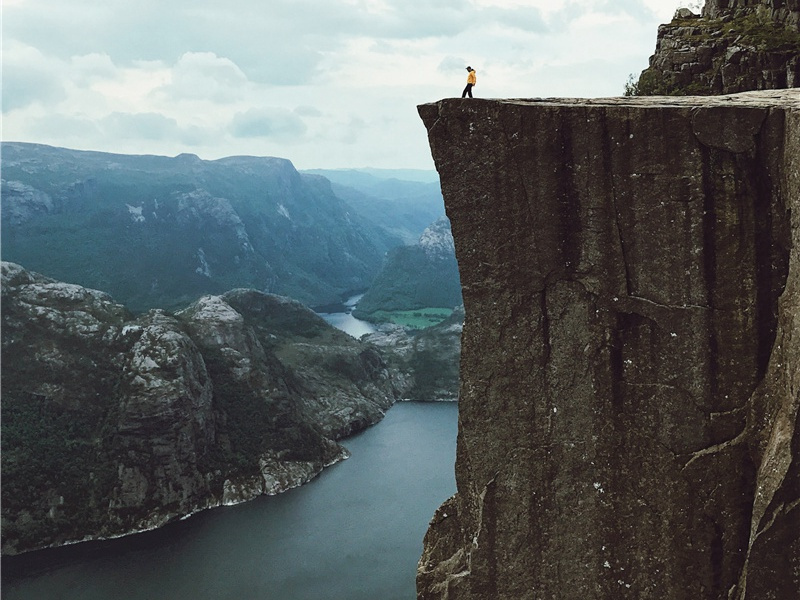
[1,262,402,556]
[355,217,462,318]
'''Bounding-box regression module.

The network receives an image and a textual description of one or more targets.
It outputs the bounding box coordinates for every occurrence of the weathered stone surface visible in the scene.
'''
[417,90,799,599]
[634,0,800,95]
[110,309,216,527]
[704,0,800,28]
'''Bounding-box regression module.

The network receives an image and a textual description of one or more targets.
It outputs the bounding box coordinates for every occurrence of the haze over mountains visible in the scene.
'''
[302,168,444,246]
[1,142,447,314]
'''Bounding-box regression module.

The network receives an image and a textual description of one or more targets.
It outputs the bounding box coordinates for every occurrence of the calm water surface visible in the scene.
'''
[2,402,457,600]
[318,294,376,339]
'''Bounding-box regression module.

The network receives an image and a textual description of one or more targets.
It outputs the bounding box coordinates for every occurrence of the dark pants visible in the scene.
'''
[462,83,473,98]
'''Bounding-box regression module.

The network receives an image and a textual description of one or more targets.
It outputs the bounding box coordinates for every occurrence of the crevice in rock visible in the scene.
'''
[555,110,582,273]
[540,290,552,368]
[749,141,790,381]
[608,113,634,299]
[609,312,627,417]
[627,293,711,311]
[471,474,499,598]
[752,497,800,547]
[681,427,748,470]
[711,518,725,597]
[700,145,722,409]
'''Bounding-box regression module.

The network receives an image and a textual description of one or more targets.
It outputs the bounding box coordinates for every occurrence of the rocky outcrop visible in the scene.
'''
[1,181,54,225]
[418,216,458,259]
[704,0,800,26]
[634,0,800,95]
[110,309,217,527]
[417,91,799,599]
[1,263,401,555]
[366,306,464,402]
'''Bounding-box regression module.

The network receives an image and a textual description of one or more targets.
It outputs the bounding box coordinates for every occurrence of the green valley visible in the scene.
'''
[365,307,454,329]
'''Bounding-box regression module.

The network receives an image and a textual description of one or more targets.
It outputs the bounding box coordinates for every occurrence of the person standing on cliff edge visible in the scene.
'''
[462,66,476,98]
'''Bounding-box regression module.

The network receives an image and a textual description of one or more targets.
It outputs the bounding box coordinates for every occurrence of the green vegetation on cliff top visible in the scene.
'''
[627,9,800,96]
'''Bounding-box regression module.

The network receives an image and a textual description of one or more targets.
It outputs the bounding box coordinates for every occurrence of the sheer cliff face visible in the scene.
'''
[417,91,799,599]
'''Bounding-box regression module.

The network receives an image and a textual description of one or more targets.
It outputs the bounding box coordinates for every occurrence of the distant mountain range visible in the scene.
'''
[302,168,445,246]
[302,167,440,185]
[1,143,444,313]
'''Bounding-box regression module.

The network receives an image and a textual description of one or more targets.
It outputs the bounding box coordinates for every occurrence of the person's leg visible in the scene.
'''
[467,84,473,98]
[462,84,470,98]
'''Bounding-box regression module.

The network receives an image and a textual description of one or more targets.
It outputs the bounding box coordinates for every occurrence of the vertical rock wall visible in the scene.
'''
[417,91,799,599]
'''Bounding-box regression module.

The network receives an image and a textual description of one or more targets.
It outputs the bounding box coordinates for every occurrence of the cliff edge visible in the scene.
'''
[417,90,799,599]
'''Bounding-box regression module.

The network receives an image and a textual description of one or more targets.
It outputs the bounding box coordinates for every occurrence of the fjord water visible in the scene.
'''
[318,293,376,338]
[2,402,457,600]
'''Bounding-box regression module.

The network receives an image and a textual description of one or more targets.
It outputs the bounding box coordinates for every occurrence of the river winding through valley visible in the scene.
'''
[317,293,376,339]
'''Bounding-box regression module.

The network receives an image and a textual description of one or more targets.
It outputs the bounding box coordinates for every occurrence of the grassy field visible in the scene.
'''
[367,308,454,329]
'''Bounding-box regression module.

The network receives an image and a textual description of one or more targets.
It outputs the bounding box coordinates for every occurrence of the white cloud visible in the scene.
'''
[230,108,308,140]
[2,41,66,110]
[101,112,181,140]
[295,105,323,117]
[27,114,102,139]
[89,62,171,112]
[69,53,118,84]
[155,52,249,103]
[3,0,689,168]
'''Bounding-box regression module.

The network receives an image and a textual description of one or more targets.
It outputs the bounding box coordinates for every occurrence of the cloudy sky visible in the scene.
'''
[3,0,702,169]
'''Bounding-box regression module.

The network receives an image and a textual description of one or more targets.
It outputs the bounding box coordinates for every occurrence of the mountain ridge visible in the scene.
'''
[354,216,462,318]
[1,142,398,313]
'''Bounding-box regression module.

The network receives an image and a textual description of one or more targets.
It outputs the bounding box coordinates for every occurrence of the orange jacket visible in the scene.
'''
[467,70,476,85]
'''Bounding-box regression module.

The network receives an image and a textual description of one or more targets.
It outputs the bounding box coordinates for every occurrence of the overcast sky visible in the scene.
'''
[3,0,702,169]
